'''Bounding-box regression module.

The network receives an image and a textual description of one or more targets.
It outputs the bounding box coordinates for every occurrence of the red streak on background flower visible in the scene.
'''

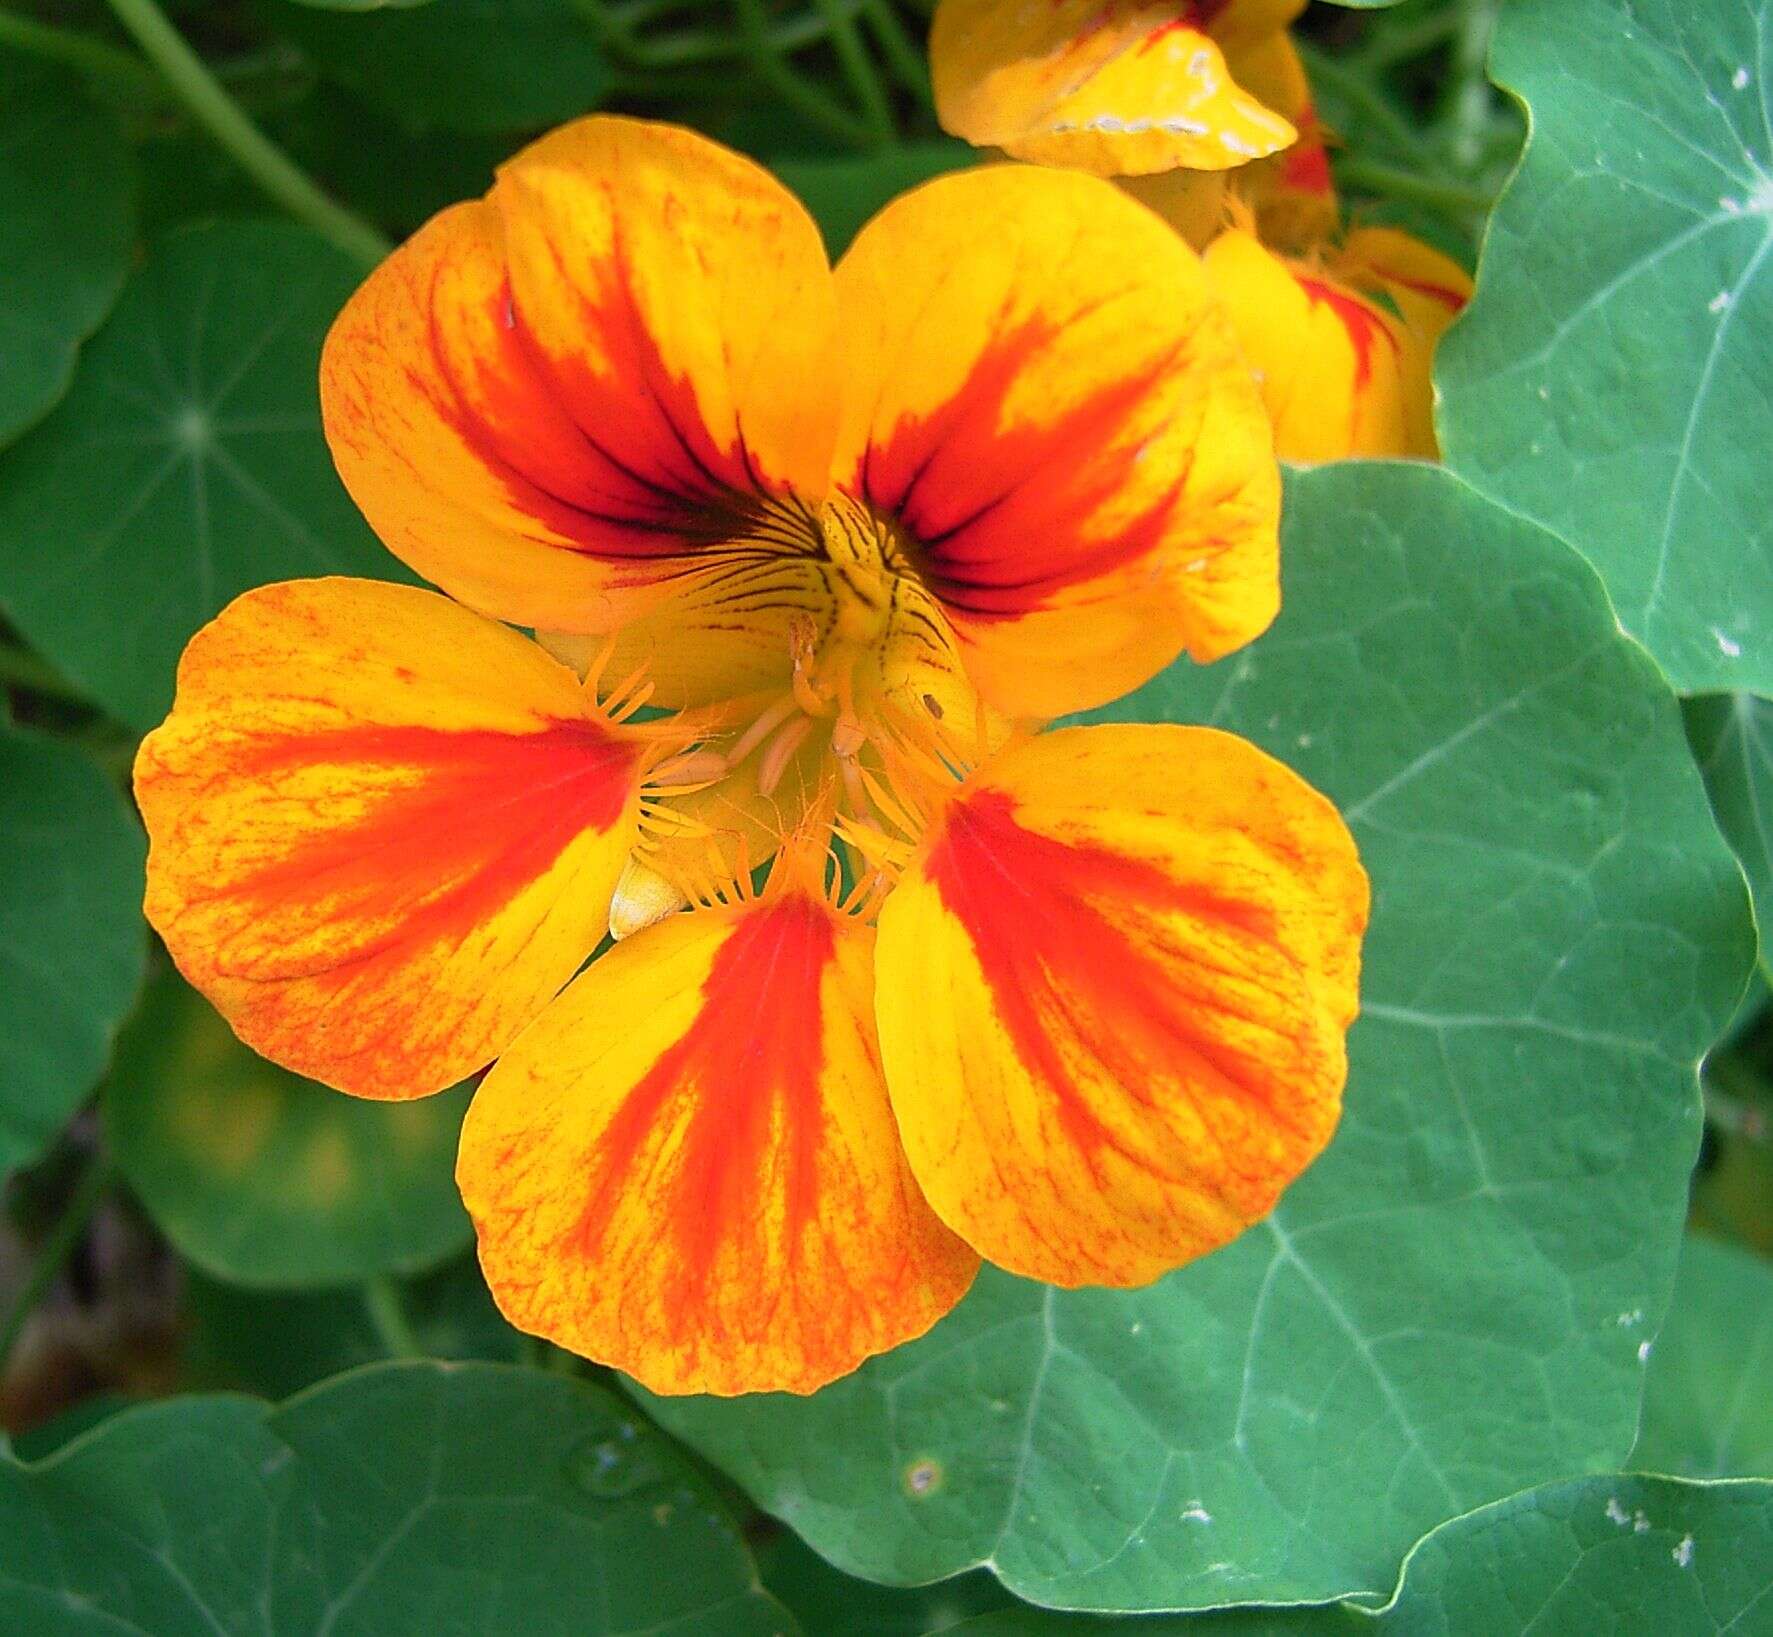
[1295,274,1399,392]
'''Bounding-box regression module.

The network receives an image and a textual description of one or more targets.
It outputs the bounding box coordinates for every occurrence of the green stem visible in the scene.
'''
[362,1275,423,1359]
[101,0,390,267]
[1335,156,1496,217]
[1444,0,1500,171]
[0,8,161,99]
[0,1153,116,1373]
[732,0,875,148]
[0,643,90,707]
[813,0,895,143]
[1296,40,1429,161]
[860,0,932,110]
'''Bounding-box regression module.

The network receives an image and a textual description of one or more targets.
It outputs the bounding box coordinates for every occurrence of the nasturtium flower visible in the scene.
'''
[931,0,1308,178]
[930,0,1473,461]
[135,117,1368,1398]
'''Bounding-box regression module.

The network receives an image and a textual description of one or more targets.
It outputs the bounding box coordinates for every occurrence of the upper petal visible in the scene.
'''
[136,578,648,1100]
[834,164,1280,720]
[931,0,1299,177]
[320,116,839,640]
[875,724,1368,1287]
[459,893,978,1395]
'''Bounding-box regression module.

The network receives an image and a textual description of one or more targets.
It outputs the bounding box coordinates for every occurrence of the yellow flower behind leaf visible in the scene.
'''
[932,1,1474,461]
[1206,225,1473,461]
[135,116,1368,1398]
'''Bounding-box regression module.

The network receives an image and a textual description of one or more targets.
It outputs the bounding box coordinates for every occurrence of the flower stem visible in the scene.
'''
[0,1152,116,1375]
[101,0,390,268]
[362,1274,423,1359]
[813,0,895,143]
[0,643,90,708]
[0,8,161,99]
[860,0,933,109]
[1334,156,1496,218]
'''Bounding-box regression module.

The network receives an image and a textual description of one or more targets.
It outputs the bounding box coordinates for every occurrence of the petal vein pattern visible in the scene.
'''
[136,579,651,1100]
[876,726,1367,1287]
[460,892,978,1395]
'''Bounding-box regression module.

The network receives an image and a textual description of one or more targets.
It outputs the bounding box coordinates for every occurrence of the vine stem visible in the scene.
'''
[0,644,90,707]
[362,1275,423,1359]
[0,8,161,99]
[0,1153,117,1375]
[101,0,390,268]
[1334,157,1496,217]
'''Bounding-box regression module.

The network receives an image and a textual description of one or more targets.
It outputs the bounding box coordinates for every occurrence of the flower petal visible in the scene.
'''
[459,894,978,1395]
[136,579,647,1100]
[932,0,1298,177]
[875,724,1368,1287]
[1203,226,1472,461]
[1203,227,1417,461]
[321,117,839,656]
[834,165,1280,720]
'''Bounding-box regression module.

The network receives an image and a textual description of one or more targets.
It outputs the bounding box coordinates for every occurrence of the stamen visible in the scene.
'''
[726,692,802,767]
[757,714,815,797]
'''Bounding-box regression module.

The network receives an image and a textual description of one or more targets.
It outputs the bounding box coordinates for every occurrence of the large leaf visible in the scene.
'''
[0,1364,796,1635]
[1687,694,1773,975]
[260,0,612,133]
[104,970,472,1287]
[0,60,137,447]
[637,462,1754,1612]
[1636,1233,1773,1479]
[0,729,145,1181]
[1440,0,1773,693]
[0,221,402,732]
[946,1477,1773,1634]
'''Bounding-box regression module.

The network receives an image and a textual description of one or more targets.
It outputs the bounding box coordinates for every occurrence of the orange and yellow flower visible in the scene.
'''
[135,117,1368,1398]
[930,0,1474,460]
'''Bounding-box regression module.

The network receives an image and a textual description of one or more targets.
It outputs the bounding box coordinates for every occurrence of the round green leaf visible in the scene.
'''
[0,728,145,1181]
[636,462,1754,1613]
[0,1364,798,1635]
[0,220,404,732]
[1439,0,1773,693]
[948,1478,1773,1635]
[260,0,612,132]
[1636,1233,1773,1479]
[0,60,138,447]
[1687,694,1773,976]
[104,969,472,1287]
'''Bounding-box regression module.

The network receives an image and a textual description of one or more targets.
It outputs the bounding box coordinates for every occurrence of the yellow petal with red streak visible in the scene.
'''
[875,724,1368,1288]
[459,894,978,1395]
[135,578,647,1100]
[834,164,1280,720]
[321,116,839,671]
[932,0,1298,177]
[1203,227,1420,461]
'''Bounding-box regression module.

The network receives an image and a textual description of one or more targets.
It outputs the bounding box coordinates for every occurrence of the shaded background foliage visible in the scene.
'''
[0,0,1769,1632]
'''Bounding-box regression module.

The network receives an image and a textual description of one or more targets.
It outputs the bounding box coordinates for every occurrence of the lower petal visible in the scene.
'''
[135,579,647,1100]
[459,894,978,1395]
[875,724,1368,1287]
